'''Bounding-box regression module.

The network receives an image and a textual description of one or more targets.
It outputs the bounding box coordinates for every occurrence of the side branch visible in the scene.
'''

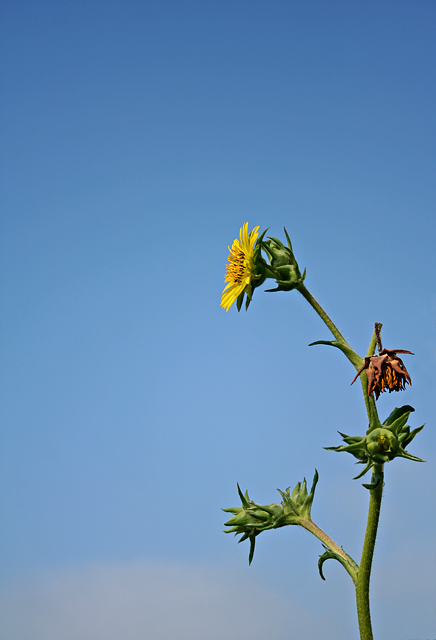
[299,519,359,584]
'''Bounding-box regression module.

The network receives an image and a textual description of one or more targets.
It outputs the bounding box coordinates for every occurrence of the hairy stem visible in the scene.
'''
[362,328,382,430]
[295,285,385,638]
[297,283,346,343]
[299,519,359,583]
[297,285,382,428]
[355,466,384,640]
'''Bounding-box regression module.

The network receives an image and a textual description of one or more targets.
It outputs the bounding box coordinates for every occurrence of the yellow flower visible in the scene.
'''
[220,222,260,311]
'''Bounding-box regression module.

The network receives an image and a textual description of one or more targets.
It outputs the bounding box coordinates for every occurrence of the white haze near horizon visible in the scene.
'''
[0,561,325,640]
[0,554,434,640]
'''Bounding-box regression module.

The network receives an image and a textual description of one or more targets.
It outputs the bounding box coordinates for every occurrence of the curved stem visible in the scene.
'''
[295,285,385,639]
[297,283,346,343]
[297,284,382,428]
[296,283,363,370]
[355,466,384,640]
[299,518,359,584]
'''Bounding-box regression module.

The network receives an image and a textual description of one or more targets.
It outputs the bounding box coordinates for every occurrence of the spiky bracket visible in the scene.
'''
[262,227,306,293]
[223,471,318,564]
[326,405,425,488]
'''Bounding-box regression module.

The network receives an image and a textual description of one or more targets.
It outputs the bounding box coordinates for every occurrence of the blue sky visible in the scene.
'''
[1,1,435,638]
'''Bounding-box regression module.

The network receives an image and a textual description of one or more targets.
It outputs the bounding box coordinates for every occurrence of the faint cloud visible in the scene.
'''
[2,553,433,640]
[0,561,323,640]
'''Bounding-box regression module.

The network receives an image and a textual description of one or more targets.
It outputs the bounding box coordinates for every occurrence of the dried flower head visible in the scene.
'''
[351,349,413,400]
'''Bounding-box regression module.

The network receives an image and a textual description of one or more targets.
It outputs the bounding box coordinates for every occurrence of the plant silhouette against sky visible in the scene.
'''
[220,223,424,640]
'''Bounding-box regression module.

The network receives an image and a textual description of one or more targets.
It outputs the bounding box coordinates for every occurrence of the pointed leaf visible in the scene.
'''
[222,507,241,514]
[318,547,358,583]
[237,483,249,508]
[283,227,293,253]
[387,411,413,436]
[248,535,256,565]
[383,405,415,427]
[396,450,425,463]
[309,340,363,368]
[236,292,244,312]
[362,470,383,490]
[309,469,319,497]
[402,424,425,447]
[308,340,339,348]
[353,459,373,480]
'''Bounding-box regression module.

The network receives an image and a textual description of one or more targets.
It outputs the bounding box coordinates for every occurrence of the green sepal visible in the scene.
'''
[262,228,306,292]
[223,471,319,564]
[383,405,415,427]
[278,469,319,521]
[248,535,256,565]
[236,528,261,565]
[283,226,293,252]
[237,483,250,508]
[236,292,244,312]
[400,424,425,448]
[353,459,373,480]
[338,432,365,444]
[385,409,414,436]
[341,441,367,455]
[325,434,367,461]
[327,404,424,484]
[395,449,425,463]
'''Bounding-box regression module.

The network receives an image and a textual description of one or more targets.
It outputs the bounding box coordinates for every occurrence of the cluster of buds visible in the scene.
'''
[223,471,318,564]
[326,405,424,487]
[262,228,306,292]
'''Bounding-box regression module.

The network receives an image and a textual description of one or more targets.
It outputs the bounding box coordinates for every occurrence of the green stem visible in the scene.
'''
[362,328,382,430]
[297,283,347,343]
[355,466,384,640]
[299,519,359,584]
[297,283,363,369]
[297,284,382,427]
[296,285,385,638]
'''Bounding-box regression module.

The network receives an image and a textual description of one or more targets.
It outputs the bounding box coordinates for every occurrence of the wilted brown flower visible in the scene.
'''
[351,349,413,400]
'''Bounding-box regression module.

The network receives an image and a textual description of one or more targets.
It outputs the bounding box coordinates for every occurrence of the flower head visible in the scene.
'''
[223,471,319,564]
[350,348,413,400]
[220,223,266,311]
[326,405,424,488]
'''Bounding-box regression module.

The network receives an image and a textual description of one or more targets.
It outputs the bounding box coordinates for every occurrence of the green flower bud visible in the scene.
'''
[223,471,318,563]
[326,406,424,487]
[366,428,399,462]
[262,228,306,292]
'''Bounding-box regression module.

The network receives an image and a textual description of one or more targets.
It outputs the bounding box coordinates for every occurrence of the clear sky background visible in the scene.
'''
[1,1,435,639]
